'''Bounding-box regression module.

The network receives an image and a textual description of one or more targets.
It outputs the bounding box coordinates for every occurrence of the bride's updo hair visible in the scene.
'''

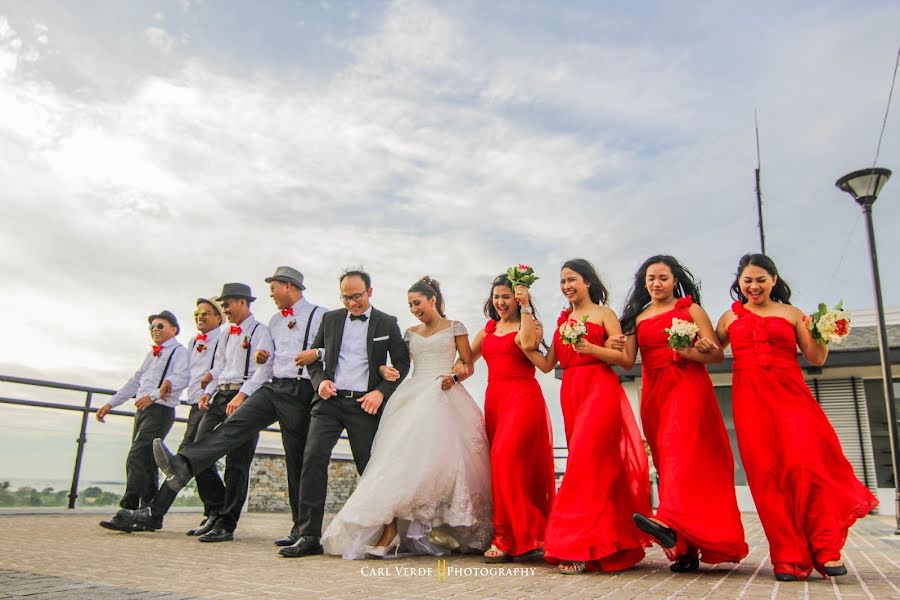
[408,276,446,317]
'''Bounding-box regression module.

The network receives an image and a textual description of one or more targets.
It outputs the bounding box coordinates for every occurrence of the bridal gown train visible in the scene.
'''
[322,321,493,559]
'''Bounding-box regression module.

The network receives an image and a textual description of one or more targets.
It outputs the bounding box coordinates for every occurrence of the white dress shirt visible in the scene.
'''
[334,306,372,392]
[248,297,327,386]
[108,337,190,409]
[185,327,222,405]
[204,314,274,397]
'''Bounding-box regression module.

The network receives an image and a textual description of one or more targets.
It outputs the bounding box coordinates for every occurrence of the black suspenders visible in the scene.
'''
[298,306,321,378]
[242,323,261,380]
[157,346,179,387]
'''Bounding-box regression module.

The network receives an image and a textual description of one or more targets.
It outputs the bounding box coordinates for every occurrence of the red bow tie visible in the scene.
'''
[152,345,163,357]
[230,325,242,335]
[281,307,294,317]
[196,333,207,342]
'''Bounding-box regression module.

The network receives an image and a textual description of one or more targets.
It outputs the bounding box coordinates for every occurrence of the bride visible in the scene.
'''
[321,276,493,559]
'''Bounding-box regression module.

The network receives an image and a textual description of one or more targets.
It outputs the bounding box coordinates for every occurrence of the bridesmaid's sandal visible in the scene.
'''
[558,561,586,575]
[822,561,847,577]
[775,572,800,582]
[632,513,676,548]
[483,545,513,564]
[670,557,699,573]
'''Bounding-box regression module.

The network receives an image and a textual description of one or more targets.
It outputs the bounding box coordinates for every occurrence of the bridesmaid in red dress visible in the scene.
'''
[464,274,556,563]
[530,259,650,574]
[716,253,878,581]
[616,255,747,573]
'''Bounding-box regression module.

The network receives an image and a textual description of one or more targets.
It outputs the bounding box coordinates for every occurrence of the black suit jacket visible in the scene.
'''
[307,307,410,403]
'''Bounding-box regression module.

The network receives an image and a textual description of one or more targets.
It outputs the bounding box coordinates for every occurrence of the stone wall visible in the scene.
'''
[248,450,358,513]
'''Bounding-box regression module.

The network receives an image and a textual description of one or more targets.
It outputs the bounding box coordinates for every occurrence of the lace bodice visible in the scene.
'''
[403,321,467,379]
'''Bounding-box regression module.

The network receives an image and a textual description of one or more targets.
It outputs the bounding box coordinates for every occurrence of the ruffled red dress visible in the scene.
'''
[637,296,747,564]
[728,301,878,579]
[544,311,651,571]
[482,320,556,556]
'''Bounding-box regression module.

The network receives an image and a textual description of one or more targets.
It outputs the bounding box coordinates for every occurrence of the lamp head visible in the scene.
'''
[835,167,891,207]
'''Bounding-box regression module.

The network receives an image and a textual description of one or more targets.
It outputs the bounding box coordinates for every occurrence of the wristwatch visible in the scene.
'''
[150,390,161,402]
[521,306,534,315]
[315,348,324,361]
[451,374,460,384]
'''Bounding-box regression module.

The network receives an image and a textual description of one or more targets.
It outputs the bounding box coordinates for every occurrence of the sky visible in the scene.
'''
[1,0,899,485]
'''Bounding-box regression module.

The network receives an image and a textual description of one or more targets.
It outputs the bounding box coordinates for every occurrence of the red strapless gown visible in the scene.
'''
[482,320,556,556]
[544,312,650,571]
[728,301,878,579]
[637,296,747,564]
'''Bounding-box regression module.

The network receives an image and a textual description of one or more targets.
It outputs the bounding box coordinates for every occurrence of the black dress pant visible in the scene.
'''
[297,395,381,538]
[175,403,224,518]
[175,379,314,528]
[120,403,175,510]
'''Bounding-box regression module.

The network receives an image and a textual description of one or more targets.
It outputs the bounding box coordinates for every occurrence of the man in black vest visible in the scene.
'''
[279,268,410,558]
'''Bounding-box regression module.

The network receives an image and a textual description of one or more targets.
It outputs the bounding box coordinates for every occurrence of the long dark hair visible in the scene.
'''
[483,273,543,323]
[408,276,446,317]
[561,258,609,306]
[620,255,702,335]
[730,253,792,304]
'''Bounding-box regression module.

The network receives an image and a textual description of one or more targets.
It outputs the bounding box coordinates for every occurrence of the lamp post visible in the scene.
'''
[835,167,898,533]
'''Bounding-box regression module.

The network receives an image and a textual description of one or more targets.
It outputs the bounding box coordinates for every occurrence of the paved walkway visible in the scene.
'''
[0,512,898,599]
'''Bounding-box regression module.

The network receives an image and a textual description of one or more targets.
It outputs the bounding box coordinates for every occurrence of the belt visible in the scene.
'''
[218,383,243,392]
[335,389,367,399]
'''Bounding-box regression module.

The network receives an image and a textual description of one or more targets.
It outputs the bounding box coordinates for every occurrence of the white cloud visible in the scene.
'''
[144,26,175,53]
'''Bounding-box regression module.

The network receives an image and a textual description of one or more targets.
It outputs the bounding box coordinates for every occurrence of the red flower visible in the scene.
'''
[835,319,849,337]
[196,343,206,353]
[518,264,530,270]
[242,337,250,349]
[287,320,296,329]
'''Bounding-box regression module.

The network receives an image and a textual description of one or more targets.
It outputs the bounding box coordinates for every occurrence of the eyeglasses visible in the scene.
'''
[340,292,367,304]
[149,323,166,331]
[193,310,214,318]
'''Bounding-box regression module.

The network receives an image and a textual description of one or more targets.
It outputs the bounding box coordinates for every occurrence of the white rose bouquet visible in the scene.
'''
[809,301,851,345]
[665,318,700,350]
[559,315,589,346]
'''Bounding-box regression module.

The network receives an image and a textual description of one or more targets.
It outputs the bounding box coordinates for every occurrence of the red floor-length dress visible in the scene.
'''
[544,311,651,571]
[637,296,748,564]
[482,320,556,556]
[728,301,878,579]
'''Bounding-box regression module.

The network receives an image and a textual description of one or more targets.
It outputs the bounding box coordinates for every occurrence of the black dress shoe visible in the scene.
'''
[633,513,677,548]
[99,512,135,533]
[152,439,192,491]
[121,508,163,531]
[198,526,234,542]
[775,572,800,582]
[824,564,847,577]
[275,524,301,547]
[670,557,700,573]
[187,515,219,536]
[279,536,324,558]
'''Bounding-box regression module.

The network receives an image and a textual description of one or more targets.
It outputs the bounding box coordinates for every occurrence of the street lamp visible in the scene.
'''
[835,167,898,533]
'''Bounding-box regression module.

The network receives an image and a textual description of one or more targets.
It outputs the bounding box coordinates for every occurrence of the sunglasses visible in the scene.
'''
[149,323,166,331]
[193,310,215,318]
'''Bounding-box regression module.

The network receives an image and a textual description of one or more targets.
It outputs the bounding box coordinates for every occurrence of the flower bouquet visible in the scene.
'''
[506,264,539,288]
[665,318,699,350]
[808,301,851,345]
[559,315,589,346]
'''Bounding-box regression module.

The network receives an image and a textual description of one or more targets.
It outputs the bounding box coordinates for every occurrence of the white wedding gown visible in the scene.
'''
[322,321,493,559]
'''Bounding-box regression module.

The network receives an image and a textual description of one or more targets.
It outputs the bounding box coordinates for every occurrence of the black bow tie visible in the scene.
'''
[349,313,368,322]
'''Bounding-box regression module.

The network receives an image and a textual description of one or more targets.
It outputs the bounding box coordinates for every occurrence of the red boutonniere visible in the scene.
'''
[287,319,297,330]
[196,343,207,353]
[242,336,251,349]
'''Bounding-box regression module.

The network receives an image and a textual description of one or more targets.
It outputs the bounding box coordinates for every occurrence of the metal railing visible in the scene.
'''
[0,373,570,509]
[0,374,286,509]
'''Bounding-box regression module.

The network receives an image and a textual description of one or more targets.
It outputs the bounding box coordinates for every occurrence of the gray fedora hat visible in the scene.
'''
[148,310,180,334]
[195,296,225,318]
[265,266,306,290]
[216,282,256,302]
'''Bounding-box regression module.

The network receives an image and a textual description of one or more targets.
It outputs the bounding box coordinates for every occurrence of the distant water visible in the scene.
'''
[1,477,126,496]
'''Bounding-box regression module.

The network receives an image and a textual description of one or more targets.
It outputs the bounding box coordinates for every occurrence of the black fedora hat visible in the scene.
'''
[216,283,256,302]
[148,310,180,334]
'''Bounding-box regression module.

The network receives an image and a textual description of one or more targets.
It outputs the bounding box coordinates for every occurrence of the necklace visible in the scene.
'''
[496,320,520,335]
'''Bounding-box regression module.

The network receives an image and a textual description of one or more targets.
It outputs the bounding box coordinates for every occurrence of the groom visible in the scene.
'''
[279,268,410,558]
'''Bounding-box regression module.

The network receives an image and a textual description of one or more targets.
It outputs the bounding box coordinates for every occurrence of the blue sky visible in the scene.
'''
[1,1,898,483]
